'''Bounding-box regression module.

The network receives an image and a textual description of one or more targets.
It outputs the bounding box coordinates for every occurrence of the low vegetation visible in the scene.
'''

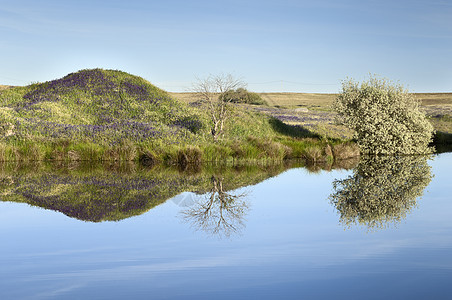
[220,88,266,105]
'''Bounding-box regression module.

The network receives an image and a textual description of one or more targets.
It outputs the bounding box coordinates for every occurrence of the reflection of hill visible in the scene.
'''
[0,162,302,222]
[329,155,432,229]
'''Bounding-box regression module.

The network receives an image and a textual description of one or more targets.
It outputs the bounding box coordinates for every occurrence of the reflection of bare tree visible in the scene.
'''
[181,176,249,238]
[329,155,432,230]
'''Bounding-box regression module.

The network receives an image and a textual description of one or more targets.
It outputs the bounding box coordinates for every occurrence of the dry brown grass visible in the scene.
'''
[414,93,452,106]
[332,142,360,160]
[169,92,338,109]
[177,146,203,165]
[259,93,337,109]
[169,92,206,103]
[170,92,452,110]
[0,85,12,91]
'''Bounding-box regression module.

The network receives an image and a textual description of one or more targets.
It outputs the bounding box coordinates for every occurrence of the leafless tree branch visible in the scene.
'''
[192,74,245,141]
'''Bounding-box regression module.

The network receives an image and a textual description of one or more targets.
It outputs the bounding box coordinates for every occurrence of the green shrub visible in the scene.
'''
[333,76,434,154]
[220,88,266,105]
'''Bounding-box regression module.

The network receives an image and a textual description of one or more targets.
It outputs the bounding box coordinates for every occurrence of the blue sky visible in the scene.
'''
[1,0,451,92]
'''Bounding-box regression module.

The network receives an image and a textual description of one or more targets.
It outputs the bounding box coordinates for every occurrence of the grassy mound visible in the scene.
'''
[0,69,357,163]
[0,69,204,145]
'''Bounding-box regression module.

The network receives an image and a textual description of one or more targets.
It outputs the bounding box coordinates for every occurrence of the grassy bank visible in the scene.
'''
[0,134,359,165]
[0,69,359,164]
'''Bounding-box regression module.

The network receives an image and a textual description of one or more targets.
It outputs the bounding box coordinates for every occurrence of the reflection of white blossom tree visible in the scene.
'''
[181,176,249,238]
[329,155,432,229]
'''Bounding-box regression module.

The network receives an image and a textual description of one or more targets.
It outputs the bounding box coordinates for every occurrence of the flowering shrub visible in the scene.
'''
[333,76,434,154]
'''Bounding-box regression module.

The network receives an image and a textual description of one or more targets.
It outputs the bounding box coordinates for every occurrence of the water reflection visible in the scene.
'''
[329,155,432,229]
[0,155,434,234]
[181,176,249,238]
[0,162,296,223]
[0,162,183,222]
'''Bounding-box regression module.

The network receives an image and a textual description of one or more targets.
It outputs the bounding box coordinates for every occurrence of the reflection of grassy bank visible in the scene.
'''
[0,159,358,222]
[429,115,452,152]
[0,161,294,222]
[432,132,452,153]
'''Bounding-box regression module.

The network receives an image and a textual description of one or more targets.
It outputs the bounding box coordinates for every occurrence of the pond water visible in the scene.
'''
[0,154,451,299]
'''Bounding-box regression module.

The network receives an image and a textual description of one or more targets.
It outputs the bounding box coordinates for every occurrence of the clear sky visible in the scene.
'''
[1,0,451,92]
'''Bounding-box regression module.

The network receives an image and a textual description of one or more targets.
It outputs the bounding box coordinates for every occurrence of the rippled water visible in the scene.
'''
[0,154,451,299]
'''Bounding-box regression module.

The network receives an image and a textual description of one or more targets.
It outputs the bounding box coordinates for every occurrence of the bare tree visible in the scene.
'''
[181,176,249,238]
[192,74,245,141]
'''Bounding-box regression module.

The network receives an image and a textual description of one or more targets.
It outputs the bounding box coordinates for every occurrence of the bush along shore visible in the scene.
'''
[0,69,360,165]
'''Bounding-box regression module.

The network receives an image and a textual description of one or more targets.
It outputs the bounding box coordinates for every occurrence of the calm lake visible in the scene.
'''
[0,153,451,299]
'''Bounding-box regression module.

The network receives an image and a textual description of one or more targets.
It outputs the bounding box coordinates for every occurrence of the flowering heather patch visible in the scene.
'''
[272,114,303,123]
[245,104,352,139]
[247,105,335,125]
[13,118,166,144]
[421,105,452,117]
[13,69,179,119]
[20,69,115,108]
[173,115,205,134]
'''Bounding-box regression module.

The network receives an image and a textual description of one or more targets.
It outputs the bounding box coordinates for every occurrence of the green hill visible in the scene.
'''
[0,69,356,163]
[0,69,204,145]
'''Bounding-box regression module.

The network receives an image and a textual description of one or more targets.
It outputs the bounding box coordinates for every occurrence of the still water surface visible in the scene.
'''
[0,154,451,299]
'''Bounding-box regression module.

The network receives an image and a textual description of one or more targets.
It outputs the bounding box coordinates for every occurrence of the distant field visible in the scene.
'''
[415,93,452,106]
[170,92,452,110]
[259,93,336,109]
[0,85,11,91]
[170,92,337,109]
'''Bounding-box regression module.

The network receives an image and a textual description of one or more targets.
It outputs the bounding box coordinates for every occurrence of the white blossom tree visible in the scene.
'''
[333,76,434,154]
